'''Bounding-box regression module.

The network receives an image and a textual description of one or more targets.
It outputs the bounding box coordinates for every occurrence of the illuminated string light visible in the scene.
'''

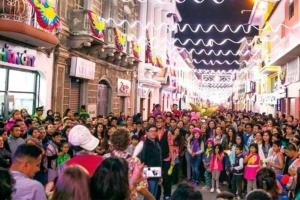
[193,60,249,65]
[105,18,300,34]
[121,0,225,4]
[128,35,276,48]
[177,24,254,33]
[177,49,259,57]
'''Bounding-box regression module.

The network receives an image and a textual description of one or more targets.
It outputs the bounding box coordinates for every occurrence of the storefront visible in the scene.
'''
[0,41,53,117]
[70,56,96,113]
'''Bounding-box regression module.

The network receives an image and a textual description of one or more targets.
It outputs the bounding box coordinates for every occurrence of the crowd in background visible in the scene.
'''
[0,103,300,200]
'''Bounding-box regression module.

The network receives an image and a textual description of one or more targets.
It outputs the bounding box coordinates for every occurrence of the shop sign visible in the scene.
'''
[276,99,281,112]
[0,43,36,67]
[276,88,287,99]
[261,94,277,105]
[70,57,95,80]
[117,79,131,97]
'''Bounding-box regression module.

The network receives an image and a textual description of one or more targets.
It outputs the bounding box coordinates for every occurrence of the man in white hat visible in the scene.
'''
[62,125,103,176]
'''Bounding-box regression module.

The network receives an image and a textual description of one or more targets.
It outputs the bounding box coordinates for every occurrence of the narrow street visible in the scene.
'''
[0,0,299,200]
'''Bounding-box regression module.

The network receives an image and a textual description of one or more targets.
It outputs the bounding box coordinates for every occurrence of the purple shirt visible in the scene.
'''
[11,171,47,200]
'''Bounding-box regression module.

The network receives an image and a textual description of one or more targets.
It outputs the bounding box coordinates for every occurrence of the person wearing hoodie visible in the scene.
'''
[5,109,22,132]
[187,127,204,186]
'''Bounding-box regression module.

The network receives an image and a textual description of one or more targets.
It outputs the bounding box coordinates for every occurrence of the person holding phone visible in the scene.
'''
[140,125,162,199]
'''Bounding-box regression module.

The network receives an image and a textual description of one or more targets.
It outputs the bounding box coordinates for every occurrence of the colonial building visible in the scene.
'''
[0,0,58,117]
[52,0,139,116]
[246,0,300,118]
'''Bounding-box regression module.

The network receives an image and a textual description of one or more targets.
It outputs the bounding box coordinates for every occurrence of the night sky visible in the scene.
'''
[176,0,256,70]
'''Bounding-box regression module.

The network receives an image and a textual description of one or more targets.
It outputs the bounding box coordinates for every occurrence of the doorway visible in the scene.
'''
[120,97,126,114]
[147,92,152,117]
[97,80,111,116]
[162,95,165,111]
[140,98,144,119]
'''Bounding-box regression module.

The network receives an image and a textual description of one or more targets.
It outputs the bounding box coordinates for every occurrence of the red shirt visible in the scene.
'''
[172,110,181,118]
[66,155,103,176]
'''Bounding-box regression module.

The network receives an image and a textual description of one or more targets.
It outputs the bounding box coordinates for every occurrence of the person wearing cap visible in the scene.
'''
[64,125,103,176]
[32,106,45,125]
[187,127,204,186]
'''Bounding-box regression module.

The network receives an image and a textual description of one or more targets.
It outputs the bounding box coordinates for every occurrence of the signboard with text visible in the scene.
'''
[0,41,37,67]
[70,57,96,80]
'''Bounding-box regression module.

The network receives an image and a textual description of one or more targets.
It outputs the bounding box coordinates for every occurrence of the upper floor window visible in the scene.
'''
[74,0,84,9]
[289,0,295,19]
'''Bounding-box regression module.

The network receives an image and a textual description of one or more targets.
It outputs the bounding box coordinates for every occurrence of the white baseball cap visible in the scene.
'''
[68,125,99,151]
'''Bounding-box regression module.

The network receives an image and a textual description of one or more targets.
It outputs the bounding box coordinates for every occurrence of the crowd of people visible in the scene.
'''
[0,103,300,200]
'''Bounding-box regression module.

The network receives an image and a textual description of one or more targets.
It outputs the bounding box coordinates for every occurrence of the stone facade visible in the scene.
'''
[52,0,139,116]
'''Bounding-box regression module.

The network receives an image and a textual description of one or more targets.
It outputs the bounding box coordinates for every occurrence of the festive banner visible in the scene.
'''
[132,41,141,59]
[156,56,164,68]
[150,55,157,66]
[114,28,127,52]
[280,65,287,85]
[145,30,153,64]
[87,11,106,39]
[28,0,60,31]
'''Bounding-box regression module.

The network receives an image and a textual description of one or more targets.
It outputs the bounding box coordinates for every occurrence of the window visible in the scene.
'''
[0,67,39,117]
[8,70,35,92]
[270,76,278,93]
[0,68,6,91]
[0,92,4,118]
[74,0,84,9]
[289,0,295,19]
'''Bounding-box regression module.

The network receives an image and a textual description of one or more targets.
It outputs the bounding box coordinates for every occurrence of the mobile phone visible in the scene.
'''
[143,167,162,178]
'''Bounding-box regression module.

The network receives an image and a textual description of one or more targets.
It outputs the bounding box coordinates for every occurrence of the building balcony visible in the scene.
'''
[70,9,138,67]
[260,65,280,75]
[0,0,59,48]
[70,9,106,49]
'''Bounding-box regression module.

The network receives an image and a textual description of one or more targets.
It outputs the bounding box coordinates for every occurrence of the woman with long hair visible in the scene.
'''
[262,130,272,158]
[52,165,90,200]
[256,167,282,200]
[227,127,236,150]
[94,123,105,140]
[63,108,73,120]
[90,157,130,200]
[205,120,216,140]
[230,133,245,167]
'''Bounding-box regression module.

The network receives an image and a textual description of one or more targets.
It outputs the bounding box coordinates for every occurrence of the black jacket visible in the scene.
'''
[139,138,162,167]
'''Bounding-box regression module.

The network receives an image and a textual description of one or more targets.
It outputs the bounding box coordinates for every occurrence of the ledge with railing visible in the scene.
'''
[69,9,138,68]
[0,0,59,47]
